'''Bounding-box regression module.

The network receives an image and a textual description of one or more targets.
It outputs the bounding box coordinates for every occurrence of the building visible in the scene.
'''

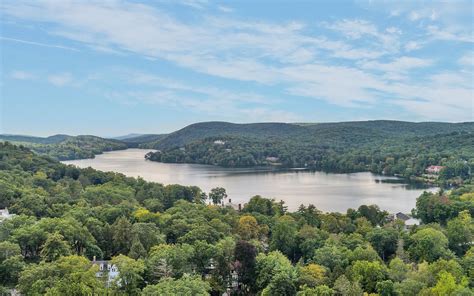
[0,208,14,222]
[92,258,119,286]
[265,156,279,162]
[426,165,445,174]
[214,140,226,145]
[225,199,242,211]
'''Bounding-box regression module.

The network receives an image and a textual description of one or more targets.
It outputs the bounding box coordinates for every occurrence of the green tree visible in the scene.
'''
[376,280,395,296]
[40,232,71,262]
[367,227,398,261]
[270,215,298,259]
[256,251,297,293]
[234,240,257,292]
[142,275,211,295]
[128,237,147,259]
[297,285,334,296]
[110,254,145,295]
[313,244,350,278]
[388,257,410,282]
[209,187,227,205]
[446,210,473,256]
[237,215,260,240]
[349,260,388,293]
[147,243,194,281]
[332,275,363,296]
[111,216,133,255]
[0,255,25,287]
[298,264,327,288]
[408,228,452,262]
[429,271,469,296]
[18,255,104,295]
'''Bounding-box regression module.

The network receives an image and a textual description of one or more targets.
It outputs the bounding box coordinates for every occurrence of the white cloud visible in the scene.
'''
[426,25,474,43]
[404,41,422,52]
[10,70,35,80]
[458,51,474,67]
[325,19,378,39]
[47,73,73,86]
[2,0,472,121]
[360,57,433,79]
[0,36,79,51]
[218,5,233,13]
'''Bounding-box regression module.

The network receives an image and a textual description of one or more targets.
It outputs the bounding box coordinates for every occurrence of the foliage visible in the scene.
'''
[1,142,473,295]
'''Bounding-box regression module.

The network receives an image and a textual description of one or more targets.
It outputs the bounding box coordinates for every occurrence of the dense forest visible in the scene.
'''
[0,142,473,295]
[143,121,474,186]
[0,134,127,161]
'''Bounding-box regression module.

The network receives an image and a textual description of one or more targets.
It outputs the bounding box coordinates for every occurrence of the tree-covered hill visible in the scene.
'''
[143,121,474,184]
[119,134,168,148]
[142,121,474,150]
[0,142,473,295]
[0,134,127,161]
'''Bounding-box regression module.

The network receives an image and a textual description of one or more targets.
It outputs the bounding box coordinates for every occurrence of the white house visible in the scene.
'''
[0,208,14,222]
[92,258,120,287]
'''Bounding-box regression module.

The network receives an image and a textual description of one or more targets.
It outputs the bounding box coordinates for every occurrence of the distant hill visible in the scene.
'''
[141,120,474,150]
[112,133,145,140]
[0,134,71,144]
[143,120,474,184]
[121,134,167,147]
[140,121,307,149]
[0,134,127,160]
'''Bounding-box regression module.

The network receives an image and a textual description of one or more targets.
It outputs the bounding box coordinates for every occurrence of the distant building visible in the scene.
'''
[389,212,420,230]
[92,257,119,286]
[404,218,420,228]
[0,208,14,222]
[394,212,410,221]
[426,165,445,174]
[225,199,242,211]
[265,156,279,162]
[214,140,226,145]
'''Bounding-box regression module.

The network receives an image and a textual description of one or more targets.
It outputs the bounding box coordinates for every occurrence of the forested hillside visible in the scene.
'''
[120,134,167,148]
[0,142,473,295]
[144,121,474,185]
[0,134,127,161]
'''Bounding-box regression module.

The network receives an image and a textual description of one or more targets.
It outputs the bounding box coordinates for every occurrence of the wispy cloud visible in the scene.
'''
[458,51,474,67]
[0,36,79,51]
[47,73,73,87]
[10,70,35,80]
[1,0,472,121]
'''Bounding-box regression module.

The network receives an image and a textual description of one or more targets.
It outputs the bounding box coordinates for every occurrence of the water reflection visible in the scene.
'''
[64,149,437,213]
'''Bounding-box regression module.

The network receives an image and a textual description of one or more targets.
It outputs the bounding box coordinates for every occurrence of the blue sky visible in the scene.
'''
[1,0,473,136]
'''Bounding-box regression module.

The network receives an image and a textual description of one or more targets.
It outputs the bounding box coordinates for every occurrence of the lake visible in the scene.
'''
[63,149,436,213]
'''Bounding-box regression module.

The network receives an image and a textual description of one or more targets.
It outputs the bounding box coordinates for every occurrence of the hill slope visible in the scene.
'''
[0,134,127,160]
[143,120,474,184]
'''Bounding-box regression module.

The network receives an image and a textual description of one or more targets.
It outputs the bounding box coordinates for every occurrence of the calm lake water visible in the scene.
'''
[63,149,436,213]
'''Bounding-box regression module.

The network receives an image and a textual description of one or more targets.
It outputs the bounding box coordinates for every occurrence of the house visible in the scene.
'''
[0,208,14,222]
[265,156,279,162]
[225,199,242,211]
[92,257,119,286]
[394,212,410,221]
[214,140,225,145]
[426,165,445,174]
[404,218,420,228]
[389,212,420,230]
